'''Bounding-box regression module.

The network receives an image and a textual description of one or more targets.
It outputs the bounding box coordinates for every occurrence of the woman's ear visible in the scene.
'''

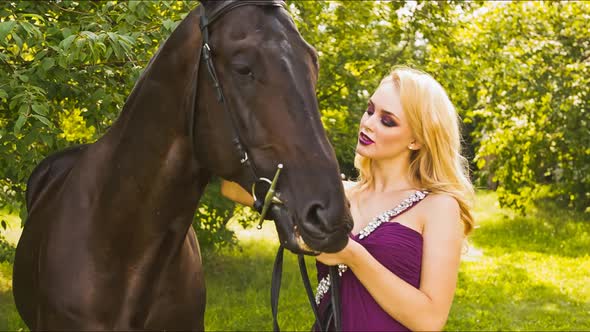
[408,140,422,151]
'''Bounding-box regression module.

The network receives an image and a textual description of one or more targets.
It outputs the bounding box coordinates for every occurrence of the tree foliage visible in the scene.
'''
[0,0,199,215]
[289,1,477,176]
[424,2,590,212]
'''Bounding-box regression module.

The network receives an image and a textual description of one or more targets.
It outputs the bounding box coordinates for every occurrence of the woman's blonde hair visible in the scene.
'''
[354,66,475,235]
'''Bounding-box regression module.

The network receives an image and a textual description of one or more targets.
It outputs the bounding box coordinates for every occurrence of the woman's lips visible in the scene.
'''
[359,132,374,146]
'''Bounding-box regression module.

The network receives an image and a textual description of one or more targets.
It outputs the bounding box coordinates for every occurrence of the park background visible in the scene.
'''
[0,0,588,330]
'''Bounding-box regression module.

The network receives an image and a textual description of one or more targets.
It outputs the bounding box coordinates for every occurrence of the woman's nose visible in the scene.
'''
[361,114,377,132]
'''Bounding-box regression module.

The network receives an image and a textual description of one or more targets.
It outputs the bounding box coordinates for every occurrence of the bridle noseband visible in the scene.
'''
[196,2,341,331]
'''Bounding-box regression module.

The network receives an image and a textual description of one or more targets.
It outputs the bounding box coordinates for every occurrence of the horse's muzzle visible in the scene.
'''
[268,205,349,255]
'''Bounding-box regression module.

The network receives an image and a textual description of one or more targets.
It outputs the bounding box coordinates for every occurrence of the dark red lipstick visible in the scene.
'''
[359,132,374,146]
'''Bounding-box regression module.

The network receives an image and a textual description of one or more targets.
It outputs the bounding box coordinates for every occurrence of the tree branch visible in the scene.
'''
[47,2,90,15]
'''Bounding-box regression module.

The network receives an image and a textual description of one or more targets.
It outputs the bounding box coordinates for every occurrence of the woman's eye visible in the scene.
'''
[366,103,375,115]
[381,117,397,127]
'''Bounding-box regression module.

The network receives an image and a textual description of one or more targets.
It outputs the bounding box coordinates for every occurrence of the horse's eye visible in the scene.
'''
[233,64,253,77]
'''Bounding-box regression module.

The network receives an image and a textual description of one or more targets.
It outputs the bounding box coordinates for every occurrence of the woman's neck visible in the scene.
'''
[370,156,415,193]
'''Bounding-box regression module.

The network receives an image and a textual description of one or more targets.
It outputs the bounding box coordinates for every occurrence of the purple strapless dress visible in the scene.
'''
[316,220,423,331]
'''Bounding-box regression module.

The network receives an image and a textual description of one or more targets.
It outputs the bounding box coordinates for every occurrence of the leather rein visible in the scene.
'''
[196,1,341,331]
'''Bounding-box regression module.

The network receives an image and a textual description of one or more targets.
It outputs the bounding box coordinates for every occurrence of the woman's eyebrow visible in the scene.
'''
[382,109,400,120]
[369,99,400,120]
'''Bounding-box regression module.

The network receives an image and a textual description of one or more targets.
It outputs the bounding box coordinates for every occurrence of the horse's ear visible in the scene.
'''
[199,0,222,10]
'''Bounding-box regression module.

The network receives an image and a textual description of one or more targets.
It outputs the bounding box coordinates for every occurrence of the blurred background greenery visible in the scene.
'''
[0,1,589,330]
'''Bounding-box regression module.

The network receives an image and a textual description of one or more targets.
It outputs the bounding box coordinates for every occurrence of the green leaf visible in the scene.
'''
[19,208,28,226]
[34,49,48,61]
[14,114,27,134]
[57,56,67,68]
[105,47,113,59]
[31,114,53,128]
[9,98,19,111]
[61,34,76,51]
[80,31,98,40]
[95,41,106,54]
[22,128,37,146]
[125,14,136,25]
[21,13,45,22]
[0,89,7,99]
[12,32,23,51]
[62,27,73,38]
[128,1,139,12]
[111,41,123,59]
[1,220,6,230]
[40,133,54,147]
[0,21,16,41]
[41,57,55,71]
[163,19,175,31]
[32,104,48,116]
[20,21,40,39]
[18,104,30,116]
[75,36,85,49]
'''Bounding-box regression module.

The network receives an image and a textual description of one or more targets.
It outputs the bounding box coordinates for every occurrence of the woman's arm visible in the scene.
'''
[317,194,463,331]
[221,180,356,208]
[220,180,254,207]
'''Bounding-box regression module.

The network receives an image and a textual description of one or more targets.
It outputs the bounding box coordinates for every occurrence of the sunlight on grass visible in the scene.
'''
[445,191,590,331]
[0,209,22,246]
[204,223,317,331]
[0,209,27,331]
[0,262,26,331]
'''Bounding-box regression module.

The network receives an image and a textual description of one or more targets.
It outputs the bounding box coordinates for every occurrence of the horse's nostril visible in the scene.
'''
[304,202,329,230]
[298,200,353,252]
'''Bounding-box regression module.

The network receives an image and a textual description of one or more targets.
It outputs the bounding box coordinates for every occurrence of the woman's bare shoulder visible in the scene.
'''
[423,192,459,210]
[420,193,461,231]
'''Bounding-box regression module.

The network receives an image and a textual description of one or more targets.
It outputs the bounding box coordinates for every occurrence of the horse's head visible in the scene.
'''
[193,0,352,254]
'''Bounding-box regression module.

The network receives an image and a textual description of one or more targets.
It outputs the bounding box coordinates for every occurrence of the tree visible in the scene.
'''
[424,1,590,212]
[0,0,199,219]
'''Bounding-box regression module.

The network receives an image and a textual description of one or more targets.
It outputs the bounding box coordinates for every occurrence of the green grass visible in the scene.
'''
[445,192,590,330]
[203,224,317,331]
[0,209,26,331]
[2,192,589,331]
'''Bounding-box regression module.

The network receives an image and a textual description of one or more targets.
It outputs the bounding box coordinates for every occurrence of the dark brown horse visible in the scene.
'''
[13,1,352,330]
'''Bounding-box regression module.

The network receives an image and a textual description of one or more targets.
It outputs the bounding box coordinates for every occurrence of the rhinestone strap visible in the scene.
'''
[315,190,428,304]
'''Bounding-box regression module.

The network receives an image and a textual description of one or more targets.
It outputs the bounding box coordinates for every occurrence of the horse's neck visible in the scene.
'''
[81,7,206,238]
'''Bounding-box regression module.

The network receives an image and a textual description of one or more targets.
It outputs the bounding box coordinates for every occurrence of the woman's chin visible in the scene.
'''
[355,144,371,156]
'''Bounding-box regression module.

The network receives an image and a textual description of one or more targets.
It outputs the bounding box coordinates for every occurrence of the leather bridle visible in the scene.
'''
[196,1,341,331]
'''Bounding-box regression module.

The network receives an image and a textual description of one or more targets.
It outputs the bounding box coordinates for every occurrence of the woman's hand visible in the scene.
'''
[316,237,363,267]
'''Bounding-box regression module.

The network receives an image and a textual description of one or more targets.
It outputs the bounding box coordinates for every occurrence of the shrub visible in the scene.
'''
[192,179,258,253]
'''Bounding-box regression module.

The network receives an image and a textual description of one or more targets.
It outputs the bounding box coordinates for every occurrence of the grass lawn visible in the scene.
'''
[1,191,589,331]
[445,192,590,330]
[0,210,26,331]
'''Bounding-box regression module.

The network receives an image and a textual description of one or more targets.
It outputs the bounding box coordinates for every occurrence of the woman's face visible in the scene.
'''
[356,79,416,162]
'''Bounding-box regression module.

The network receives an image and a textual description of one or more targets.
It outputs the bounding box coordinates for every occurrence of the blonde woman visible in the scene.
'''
[222,66,474,331]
